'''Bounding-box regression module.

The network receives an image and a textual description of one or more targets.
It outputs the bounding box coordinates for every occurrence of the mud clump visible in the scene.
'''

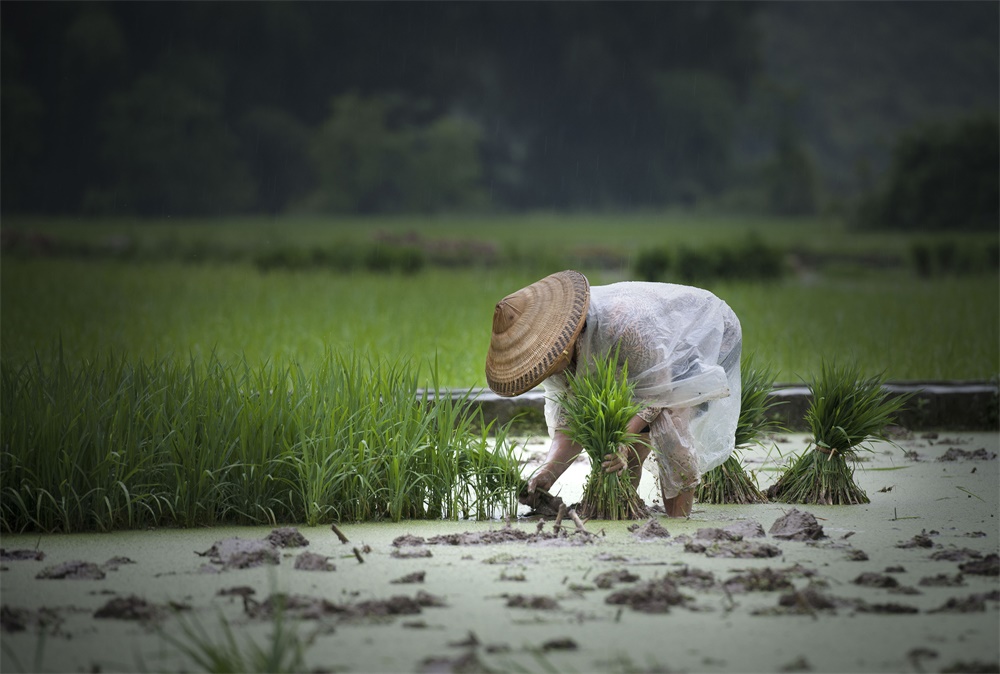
[667,567,716,590]
[505,594,560,610]
[853,572,899,589]
[855,601,919,614]
[428,529,533,545]
[723,520,767,539]
[628,518,671,540]
[93,595,164,622]
[695,527,743,542]
[593,569,640,589]
[103,556,136,570]
[762,587,839,615]
[937,448,997,461]
[36,560,106,580]
[392,534,427,547]
[919,573,965,587]
[391,571,426,584]
[354,592,445,618]
[929,591,1000,614]
[1,549,45,562]
[196,538,280,569]
[685,540,781,559]
[897,531,937,549]
[247,593,348,621]
[959,553,998,576]
[605,577,687,613]
[294,551,336,572]
[769,509,825,541]
[931,548,983,562]
[724,568,795,593]
[265,527,310,548]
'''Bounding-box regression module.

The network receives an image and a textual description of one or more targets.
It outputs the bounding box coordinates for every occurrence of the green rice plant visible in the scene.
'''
[696,353,782,504]
[558,349,648,520]
[0,350,521,533]
[159,602,308,674]
[766,361,912,505]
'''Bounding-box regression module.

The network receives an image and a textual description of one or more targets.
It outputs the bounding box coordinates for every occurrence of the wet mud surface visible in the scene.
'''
[1,432,998,673]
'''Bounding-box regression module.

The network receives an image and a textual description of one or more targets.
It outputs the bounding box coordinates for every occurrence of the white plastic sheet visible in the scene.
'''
[543,282,742,498]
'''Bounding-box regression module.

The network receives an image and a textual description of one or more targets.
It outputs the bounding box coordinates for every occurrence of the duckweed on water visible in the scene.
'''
[0,351,521,533]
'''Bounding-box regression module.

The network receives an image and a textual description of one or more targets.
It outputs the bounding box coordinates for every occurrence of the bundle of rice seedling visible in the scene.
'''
[766,361,911,505]
[696,353,781,504]
[558,349,649,520]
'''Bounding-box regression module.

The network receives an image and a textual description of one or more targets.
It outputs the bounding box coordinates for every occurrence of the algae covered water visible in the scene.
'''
[1,432,998,673]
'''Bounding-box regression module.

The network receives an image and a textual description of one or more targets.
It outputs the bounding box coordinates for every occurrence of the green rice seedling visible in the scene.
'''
[1,349,521,533]
[766,361,912,505]
[696,353,782,504]
[558,349,648,520]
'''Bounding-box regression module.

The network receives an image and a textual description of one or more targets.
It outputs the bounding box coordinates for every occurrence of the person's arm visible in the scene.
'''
[526,431,583,495]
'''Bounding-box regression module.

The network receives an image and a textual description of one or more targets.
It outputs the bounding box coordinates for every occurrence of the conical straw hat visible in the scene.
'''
[485,270,590,397]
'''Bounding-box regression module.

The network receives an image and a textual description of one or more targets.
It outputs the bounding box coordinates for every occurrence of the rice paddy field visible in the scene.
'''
[2,212,998,387]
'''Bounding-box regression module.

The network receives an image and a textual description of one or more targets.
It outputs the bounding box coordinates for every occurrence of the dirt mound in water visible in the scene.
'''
[769,509,825,541]
[36,560,106,580]
[723,567,797,593]
[1,549,45,562]
[294,551,336,571]
[959,553,999,576]
[684,540,782,558]
[265,527,310,548]
[196,537,280,570]
[605,577,687,614]
[937,447,997,461]
[627,518,671,540]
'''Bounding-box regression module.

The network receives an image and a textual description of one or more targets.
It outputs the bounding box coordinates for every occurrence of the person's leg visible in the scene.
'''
[658,408,698,518]
[663,488,694,518]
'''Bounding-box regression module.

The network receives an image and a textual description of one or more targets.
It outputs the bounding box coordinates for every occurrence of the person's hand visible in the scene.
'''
[520,468,556,506]
[601,445,629,474]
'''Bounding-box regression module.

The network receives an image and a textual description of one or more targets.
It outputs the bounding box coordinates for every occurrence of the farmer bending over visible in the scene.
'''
[484,270,742,518]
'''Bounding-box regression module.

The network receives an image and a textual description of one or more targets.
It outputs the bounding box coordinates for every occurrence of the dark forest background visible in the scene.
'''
[2,1,997,226]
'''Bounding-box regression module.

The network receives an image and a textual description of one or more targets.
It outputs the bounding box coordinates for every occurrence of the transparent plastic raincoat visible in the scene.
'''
[543,282,742,498]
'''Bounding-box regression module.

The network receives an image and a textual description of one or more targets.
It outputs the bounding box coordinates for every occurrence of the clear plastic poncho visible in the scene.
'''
[543,282,742,498]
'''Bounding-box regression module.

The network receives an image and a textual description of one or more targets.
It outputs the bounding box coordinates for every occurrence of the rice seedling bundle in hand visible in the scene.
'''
[696,353,781,505]
[558,350,648,520]
[766,361,911,505]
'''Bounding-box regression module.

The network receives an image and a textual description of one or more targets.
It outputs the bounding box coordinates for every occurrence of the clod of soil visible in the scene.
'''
[769,509,825,541]
[897,531,937,549]
[855,601,919,614]
[391,548,433,559]
[36,560,106,580]
[685,540,782,559]
[0,549,45,561]
[928,591,1000,614]
[196,537,280,569]
[392,534,427,547]
[628,518,671,540]
[845,549,869,561]
[774,587,838,614]
[418,650,490,674]
[919,573,966,587]
[265,527,310,548]
[218,586,256,598]
[391,571,426,584]
[667,567,716,590]
[294,551,336,572]
[959,554,999,576]
[428,529,533,545]
[695,527,743,542]
[723,567,795,593]
[505,594,560,610]
[593,569,640,589]
[937,448,997,461]
[354,592,445,618]
[93,595,163,621]
[852,572,899,589]
[103,556,136,570]
[931,548,984,562]
[541,637,578,651]
[247,593,348,621]
[605,577,687,614]
[723,520,767,539]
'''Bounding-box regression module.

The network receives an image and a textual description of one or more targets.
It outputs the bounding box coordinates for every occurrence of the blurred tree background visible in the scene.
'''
[2,1,996,229]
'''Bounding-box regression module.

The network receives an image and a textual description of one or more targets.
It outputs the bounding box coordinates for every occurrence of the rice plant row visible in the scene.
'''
[0,351,522,533]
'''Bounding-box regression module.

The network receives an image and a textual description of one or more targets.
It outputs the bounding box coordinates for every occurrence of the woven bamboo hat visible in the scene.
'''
[485,270,590,397]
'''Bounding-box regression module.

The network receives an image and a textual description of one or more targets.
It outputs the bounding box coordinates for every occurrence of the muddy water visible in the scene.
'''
[1,432,998,673]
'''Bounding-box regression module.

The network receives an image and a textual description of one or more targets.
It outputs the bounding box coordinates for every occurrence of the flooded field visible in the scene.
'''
[2,432,997,673]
